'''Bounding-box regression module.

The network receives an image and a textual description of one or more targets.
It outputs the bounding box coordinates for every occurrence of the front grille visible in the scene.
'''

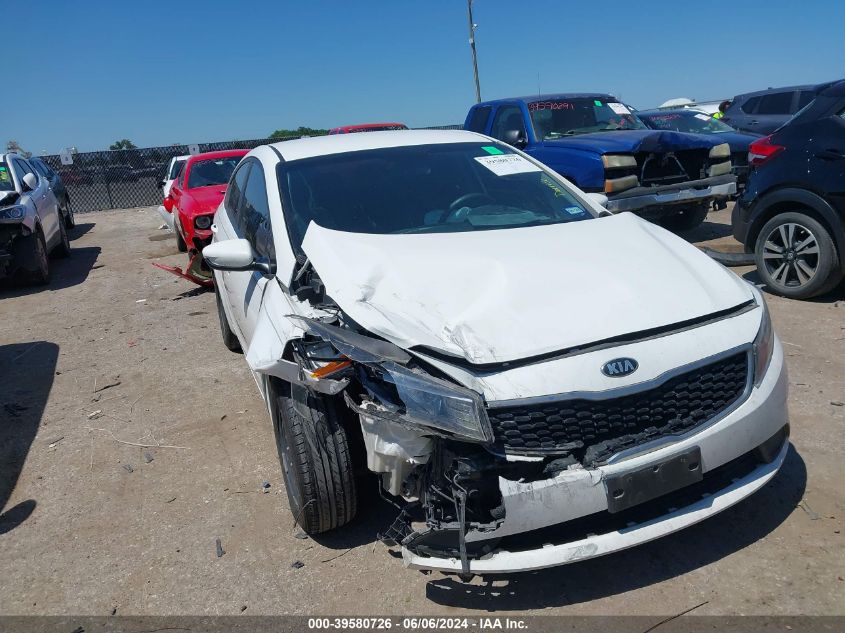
[636,150,708,186]
[487,351,749,463]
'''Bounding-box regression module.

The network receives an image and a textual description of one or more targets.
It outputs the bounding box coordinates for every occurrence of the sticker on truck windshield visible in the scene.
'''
[564,206,587,217]
[474,154,542,176]
[608,102,631,115]
[694,113,712,121]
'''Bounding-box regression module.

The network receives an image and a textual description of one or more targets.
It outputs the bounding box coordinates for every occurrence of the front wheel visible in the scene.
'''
[270,380,358,534]
[754,212,842,299]
[63,198,75,228]
[176,229,188,253]
[214,283,241,352]
[54,212,71,258]
[12,229,50,285]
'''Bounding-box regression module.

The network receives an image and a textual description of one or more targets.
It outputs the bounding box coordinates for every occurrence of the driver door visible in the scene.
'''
[15,158,59,247]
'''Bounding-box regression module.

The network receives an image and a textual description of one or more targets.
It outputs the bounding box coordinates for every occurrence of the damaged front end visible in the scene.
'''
[0,196,35,280]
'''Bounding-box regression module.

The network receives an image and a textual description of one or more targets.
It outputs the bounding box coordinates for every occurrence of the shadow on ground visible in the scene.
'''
[0,342,58,535]
[423,445,806,610]
[68,222,95,241]
[680,219,736,243]
[0,246,101,298]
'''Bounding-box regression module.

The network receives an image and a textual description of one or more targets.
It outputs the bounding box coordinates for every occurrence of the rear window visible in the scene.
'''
[466,106,492,133]
[757,92,794,115]
[740,96,761,113]
[187,156,242,188]
[797,90,816,110]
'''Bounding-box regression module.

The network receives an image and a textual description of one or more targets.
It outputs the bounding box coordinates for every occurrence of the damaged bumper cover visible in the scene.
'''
[605,174,736,215]
[402,339,788,573]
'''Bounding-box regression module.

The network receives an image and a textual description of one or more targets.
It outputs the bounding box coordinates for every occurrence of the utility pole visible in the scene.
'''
[467,0,481,103]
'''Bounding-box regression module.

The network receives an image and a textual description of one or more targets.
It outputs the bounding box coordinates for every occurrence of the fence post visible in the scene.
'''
[101,153,115,210]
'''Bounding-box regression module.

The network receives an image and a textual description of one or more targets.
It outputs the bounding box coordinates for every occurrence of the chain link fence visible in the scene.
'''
[38,125,464,213]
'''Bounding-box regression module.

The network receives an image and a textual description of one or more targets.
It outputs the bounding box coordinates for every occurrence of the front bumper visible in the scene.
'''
[403,339,788,574]
[606,174,737,215]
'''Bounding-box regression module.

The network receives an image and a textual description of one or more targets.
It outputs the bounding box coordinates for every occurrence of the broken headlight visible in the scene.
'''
[377,362,493,443]
[289,315,492,443]
[753,298,774,387]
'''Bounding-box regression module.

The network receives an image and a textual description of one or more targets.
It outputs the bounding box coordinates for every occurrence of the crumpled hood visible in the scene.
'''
[540,129,721,154]
[302,214,754,365]
[181,186,226,216]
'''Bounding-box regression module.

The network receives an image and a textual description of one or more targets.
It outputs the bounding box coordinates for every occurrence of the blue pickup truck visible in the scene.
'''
[465,93,737,230]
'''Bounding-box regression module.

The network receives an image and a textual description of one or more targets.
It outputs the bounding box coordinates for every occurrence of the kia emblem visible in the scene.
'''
[601,358,639,378]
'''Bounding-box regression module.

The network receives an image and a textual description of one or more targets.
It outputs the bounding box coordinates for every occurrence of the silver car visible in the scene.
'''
[0,153,70,285]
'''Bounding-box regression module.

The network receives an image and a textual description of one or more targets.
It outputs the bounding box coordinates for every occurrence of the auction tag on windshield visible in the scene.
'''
[608,102,631,115]
[694,113,712,121]
[474,154,542,176]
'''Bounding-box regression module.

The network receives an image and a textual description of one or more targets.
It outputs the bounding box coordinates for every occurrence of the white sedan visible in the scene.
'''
[204,130,789,575]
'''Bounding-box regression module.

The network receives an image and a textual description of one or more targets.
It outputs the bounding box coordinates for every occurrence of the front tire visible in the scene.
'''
[63,198,75,228]
[214,283,241,352]
[12,229,51,286]
[755,212,842,299]
[54,213,71,258]
[176,229,188,253]
[271,380,358,534]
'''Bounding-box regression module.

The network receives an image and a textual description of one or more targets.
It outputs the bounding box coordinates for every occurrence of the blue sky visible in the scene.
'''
[10,0,844,154]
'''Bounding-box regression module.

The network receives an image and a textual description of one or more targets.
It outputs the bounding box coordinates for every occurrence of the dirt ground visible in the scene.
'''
[0,206,843,616]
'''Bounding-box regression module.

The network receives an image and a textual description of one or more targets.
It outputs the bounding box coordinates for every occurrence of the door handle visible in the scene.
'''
[816,149,845,161]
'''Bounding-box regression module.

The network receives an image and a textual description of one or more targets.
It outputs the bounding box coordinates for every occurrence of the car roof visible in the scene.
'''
[185,149,249,164]
[637,108,702,117]
[170,154,190,162]
[330,123,407,132]
[269,129,490,162]
[820,80,845,98]
[475,93,616,107]
[733,80,842,100]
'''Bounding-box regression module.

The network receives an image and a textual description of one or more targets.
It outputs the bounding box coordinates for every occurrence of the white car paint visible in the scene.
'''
[207,130,788,574]
[157,155,189,230]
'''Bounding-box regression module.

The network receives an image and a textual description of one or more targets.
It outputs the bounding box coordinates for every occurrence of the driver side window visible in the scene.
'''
[491,105,525,142]
[225,161,251,234]
[241,162,275,262]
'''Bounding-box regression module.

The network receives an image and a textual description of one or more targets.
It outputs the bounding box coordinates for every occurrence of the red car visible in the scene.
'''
[165,149,248,252]
[328,122,408,134]
[160,149,247,284]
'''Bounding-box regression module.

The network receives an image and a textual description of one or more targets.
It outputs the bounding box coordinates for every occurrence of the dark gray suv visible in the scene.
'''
[723,80,840,134]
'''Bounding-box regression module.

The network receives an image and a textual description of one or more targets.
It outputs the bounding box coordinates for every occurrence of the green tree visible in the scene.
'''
[109,139,138,150]
[269,126,328,140]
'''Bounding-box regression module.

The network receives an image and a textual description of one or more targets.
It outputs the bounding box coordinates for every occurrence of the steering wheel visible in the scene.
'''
[442,193,497,223]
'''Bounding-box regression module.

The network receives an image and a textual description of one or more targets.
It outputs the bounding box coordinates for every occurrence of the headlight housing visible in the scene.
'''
[289,316,493,443]
[0,205,26,221]
[194,215,212,230]
[602,154,637,169]
[379,362,493,443]
[753,298,774,387]
[709,143,731,159]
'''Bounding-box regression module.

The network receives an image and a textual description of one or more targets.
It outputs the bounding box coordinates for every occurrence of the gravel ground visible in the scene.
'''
[0,206,842,616]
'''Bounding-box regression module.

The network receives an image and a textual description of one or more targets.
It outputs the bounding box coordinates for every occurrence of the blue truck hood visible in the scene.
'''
[705,131,760,153]
[538,129,722,154]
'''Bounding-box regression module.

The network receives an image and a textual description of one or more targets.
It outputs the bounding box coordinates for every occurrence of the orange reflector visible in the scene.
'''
[310,360,352,379]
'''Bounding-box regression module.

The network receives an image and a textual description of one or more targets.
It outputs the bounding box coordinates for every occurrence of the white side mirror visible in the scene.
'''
[203,238,274,275]
[203,239,256,271]
[22,173,38,191]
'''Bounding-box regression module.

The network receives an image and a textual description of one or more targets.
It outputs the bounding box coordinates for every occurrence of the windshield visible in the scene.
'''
[168,158,186,180]
[0,163,14,192]
[187,156,241,188]
[278,142,594,250]
[640,111,735,134]
[528,98,647,139]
